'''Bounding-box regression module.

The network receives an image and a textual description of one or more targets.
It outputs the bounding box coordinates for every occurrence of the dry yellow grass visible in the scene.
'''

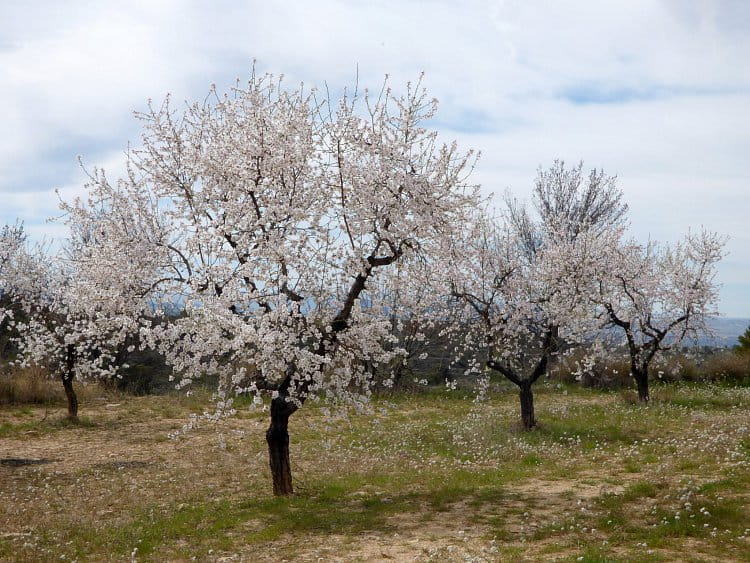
[0,366,61,405]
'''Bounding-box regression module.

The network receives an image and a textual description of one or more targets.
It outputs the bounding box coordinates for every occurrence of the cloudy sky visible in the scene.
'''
[1,0,748,316]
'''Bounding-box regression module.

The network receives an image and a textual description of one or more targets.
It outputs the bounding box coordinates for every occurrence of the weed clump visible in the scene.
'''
[0,366,61,405]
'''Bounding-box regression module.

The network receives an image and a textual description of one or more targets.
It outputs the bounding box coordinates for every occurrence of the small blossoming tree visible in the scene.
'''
[592,229,725,402]
[447,211,600,429]
[0,225,137,419]
[448,162,628,429]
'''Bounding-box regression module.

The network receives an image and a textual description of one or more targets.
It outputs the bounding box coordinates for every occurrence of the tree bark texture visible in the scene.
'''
[519,382,536,430]
[62,376,78,420]
[634,370,650,403]
[266,397,294,496]
[62,344,78,420]
[263,250,387,496]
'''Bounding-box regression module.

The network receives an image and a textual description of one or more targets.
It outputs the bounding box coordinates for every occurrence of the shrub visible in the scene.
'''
[114,348,173,395]
[550,350,633,390]
[0,365,110,407]
[0,366,62,405]
[702,351,750,383]
[550,348,743,389]
[650,353,701,383]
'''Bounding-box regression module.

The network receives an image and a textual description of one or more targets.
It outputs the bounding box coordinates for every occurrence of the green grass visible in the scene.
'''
[23,469,516,560]
[1,382,749,561]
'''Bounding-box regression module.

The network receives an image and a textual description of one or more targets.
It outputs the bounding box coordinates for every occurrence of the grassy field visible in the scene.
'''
[0,382,749,562]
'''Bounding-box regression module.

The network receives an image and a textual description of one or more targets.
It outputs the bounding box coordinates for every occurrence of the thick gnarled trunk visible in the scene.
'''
[262,259,380,496]
[266,397,295,496]
[519,382,536,430]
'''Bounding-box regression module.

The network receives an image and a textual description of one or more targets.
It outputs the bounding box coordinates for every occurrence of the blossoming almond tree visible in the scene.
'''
[593,229,725,402]
[0,225,136,419]
[0,223,28,356]
[65,72,479,495]
[447,211,600,429]
[524,160,628,243]
[447,162,629,429]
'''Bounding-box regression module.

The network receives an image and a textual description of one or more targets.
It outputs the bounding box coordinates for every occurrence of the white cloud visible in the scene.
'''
[0,0,748,315]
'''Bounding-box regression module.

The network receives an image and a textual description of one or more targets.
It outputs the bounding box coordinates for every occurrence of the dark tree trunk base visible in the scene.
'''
[633,370,650,403]
[62,377,78,420]
[637,380,650,403]
[62,345,79,420]
[519,383,536,430]
[266,398,294,496]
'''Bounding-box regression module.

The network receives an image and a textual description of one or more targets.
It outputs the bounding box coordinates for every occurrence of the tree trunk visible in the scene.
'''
[634,371,649,403]
[519,382,536,430]
[62,376,78,420]
[266,397,294,496]
[61,344,79,420]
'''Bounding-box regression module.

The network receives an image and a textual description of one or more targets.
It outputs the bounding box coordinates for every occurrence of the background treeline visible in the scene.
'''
[3,316,749,406]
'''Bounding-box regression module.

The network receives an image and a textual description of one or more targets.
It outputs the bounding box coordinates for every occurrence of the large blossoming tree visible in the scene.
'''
[66,72,480,495]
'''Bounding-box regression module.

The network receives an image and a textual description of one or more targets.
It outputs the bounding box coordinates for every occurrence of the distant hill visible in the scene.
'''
[697,317,749,348]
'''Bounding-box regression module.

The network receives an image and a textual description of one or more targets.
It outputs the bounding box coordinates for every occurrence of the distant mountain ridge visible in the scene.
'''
[698,317,749,348]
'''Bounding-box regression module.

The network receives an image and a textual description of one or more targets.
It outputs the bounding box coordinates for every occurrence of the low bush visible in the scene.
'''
[549,349,739,390]
[702,351,750,383]
[114,348,174,396]
[550,350,633,390]
[0,366,62,405]
[0,365,111,406]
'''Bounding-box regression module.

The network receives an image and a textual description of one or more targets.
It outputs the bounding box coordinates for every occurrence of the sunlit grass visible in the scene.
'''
[1,382,748,561]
